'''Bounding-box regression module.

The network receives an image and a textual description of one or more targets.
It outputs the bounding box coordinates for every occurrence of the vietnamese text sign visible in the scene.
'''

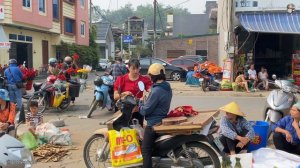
[0,42,10,48]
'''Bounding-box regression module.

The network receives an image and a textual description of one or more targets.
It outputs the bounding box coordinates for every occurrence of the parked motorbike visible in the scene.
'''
[25,75,71,113]
[264,75,299,136]
[0,133,34,168]
[87,75,114,118]
[200,69,221,92]
[83,81,222,168]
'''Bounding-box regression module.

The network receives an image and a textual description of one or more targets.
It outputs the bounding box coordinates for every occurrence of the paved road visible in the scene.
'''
[31,73,268,168]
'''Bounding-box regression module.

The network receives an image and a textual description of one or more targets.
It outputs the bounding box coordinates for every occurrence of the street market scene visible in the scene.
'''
[0,0,300,168]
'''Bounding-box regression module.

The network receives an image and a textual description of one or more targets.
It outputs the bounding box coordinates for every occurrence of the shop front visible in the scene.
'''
[235,11,300,81]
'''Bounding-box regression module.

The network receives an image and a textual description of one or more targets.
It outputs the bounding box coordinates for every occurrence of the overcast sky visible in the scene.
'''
[92,0,207,14]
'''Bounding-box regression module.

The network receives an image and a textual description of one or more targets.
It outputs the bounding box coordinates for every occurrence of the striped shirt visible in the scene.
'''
[26,112,43,127]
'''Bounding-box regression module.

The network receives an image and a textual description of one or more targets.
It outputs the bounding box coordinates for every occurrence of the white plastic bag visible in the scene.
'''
[35,123,60,141]
[252,148,300,168]
[49,131,72,146]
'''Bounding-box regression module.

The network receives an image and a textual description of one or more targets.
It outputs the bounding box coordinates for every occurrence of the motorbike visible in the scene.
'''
[0,133,34,168]
[264,75,299,136]
[25,75,71,113]
[199,69,221,92]
[87,75,114,118]
[83,81,223,168]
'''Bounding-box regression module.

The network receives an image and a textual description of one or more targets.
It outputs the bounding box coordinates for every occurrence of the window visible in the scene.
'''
[53,0,59,20]
[140,59,150,65]
[170,60,181,65]
[39,0,46,13]
[64,18,75,34]
[80,22,85,36]
[183,60,195,66]
[26,36,32,42]
[151,59,164,65]
[23,0,31,8]
[9,34,17,40]
[18,35,25,41]
[80,0,85,7]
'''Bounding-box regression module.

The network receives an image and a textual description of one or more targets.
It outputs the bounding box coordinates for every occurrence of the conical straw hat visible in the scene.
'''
[219,102,245,117]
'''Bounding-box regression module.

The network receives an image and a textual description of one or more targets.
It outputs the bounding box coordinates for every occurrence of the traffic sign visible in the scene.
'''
[123,35,133,43]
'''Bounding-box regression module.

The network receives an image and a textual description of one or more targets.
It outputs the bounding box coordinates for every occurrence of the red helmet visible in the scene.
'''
[47,75,57,83]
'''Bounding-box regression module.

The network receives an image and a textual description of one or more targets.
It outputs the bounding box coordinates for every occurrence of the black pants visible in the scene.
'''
[18,105,25,123]
[219,135,248,154]
[273,132,300,155]
[142,126,157,168]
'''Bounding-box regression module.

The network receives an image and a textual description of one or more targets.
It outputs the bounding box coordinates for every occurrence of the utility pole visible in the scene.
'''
[128,18,131,57]
[121,33,123,58]
[153,0,157,57]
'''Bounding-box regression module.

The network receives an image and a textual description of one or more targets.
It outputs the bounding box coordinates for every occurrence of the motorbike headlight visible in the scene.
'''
[7,148,34,168]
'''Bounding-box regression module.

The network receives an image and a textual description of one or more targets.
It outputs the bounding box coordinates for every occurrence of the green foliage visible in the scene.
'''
[56,25,99,68]
[96,3,190,29]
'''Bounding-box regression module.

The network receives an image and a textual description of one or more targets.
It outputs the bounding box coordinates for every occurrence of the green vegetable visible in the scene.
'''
[234,157,242,168]
[222,156,232,168]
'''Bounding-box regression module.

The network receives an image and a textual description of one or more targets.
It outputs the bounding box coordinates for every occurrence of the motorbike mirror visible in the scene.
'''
[162,63,167,66]
[138,81,145,92]
[272,74,277,80]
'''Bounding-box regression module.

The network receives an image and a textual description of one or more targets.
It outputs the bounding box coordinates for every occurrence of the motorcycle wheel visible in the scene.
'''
[27,94,47,113]
[83,134,111,168]
[176,142,220,168]
[87,99,99,118]
[58,97,71,111]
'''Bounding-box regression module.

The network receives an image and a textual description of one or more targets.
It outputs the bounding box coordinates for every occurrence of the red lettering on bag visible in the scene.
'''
[116,135,133,145]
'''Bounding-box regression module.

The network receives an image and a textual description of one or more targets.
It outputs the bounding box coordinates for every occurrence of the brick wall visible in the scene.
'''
[155,34,219,64]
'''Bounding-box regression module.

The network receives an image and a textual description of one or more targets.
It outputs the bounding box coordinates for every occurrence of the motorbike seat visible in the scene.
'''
[33,83,43,91]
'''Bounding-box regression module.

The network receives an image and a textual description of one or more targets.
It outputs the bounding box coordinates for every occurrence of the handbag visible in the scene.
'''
[8,68,24,88]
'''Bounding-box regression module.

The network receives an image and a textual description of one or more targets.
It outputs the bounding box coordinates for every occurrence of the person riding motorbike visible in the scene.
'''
[135,63,172,168]
[48,58,59,75]
[113,58,152,125]
[62,56,78,103]
[0,89,16,136]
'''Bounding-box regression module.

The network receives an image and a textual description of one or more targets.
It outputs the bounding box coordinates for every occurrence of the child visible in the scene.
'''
[26,101,43,134]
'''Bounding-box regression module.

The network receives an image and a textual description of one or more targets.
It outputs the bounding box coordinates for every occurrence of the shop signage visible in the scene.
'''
[0,6,4,20]
[0,42,10,49]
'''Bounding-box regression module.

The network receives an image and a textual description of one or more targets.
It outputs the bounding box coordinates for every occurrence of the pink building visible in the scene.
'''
[0,0,90,68]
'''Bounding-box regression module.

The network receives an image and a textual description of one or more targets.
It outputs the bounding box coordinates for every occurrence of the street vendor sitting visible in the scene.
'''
[219,102,255,155]
[272,102,300,155]
[0,89,16,136]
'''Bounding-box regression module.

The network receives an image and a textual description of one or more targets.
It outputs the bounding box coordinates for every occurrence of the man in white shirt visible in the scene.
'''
[248,64,258,88]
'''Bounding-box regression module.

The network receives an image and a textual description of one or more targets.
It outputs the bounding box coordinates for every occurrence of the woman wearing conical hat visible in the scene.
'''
[219,102,255,155]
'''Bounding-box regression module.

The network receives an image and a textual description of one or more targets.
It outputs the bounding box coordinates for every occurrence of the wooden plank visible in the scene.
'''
[153,110,219,133]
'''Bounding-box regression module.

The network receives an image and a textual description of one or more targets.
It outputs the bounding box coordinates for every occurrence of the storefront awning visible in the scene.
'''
[239,12,300,34]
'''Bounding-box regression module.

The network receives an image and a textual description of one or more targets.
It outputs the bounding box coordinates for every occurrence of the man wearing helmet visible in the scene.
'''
[48,58,59,75]
[4,59,24,123]
[136,63,172,168]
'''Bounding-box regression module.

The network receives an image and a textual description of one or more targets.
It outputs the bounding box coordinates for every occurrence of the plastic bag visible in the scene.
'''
[35,123,60,142]
[21,132,38,150]
[252,148,300,168]
[130,119,144,140]
[53,92,65,107]
[49,131,72,146]
[108,128,143,167]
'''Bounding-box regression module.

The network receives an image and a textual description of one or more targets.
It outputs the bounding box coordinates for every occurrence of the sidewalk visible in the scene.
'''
[170,82,270,97]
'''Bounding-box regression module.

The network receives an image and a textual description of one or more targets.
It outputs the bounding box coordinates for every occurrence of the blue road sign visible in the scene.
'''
[123,35,133,43]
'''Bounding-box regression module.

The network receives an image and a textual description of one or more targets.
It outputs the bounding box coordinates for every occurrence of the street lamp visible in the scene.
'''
[287,3,295,13]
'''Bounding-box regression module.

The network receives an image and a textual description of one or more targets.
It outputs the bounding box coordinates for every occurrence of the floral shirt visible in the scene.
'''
[220,116,255,140]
